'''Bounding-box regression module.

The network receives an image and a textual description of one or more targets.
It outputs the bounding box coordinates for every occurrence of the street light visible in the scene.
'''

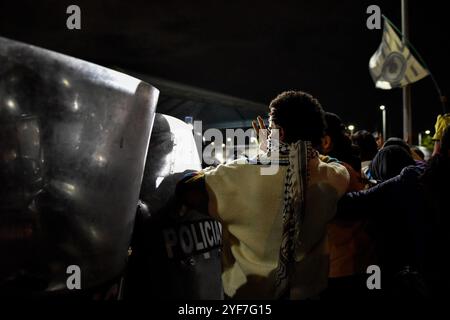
[379,105,387,141]
[419,130,431,146]
[348,125,355,136]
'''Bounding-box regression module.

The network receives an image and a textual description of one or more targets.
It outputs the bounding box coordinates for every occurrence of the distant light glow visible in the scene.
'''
[51,180,77,196]
[6,151,18,161]
[65,183,75,192]
[379,105,386,111]
[376,81,392,90]
[62,78,71,87]
[93,153,108,167]
[425,130,431,135]
[348,125,355,131]
[6,99,16,110]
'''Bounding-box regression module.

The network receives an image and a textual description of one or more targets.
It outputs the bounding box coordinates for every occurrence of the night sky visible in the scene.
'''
[1,0,448,140]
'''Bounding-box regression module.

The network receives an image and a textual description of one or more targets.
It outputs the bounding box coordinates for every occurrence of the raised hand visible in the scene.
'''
[252,116,269,153]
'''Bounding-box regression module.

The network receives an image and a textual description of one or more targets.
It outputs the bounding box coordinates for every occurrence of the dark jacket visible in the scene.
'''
[337,165,437,297]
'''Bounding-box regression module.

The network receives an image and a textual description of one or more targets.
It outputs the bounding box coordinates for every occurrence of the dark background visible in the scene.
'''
[1,0,448,140]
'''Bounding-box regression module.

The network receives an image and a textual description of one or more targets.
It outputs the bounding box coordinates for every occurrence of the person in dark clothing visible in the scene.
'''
[319,115,376,300]
[352,130,378,163]
[352,130,378,179]
[382,137,425,163]
[321,112,361,171]
[337,125,450,298]
[382,137,412,154]
[369,145,415,183]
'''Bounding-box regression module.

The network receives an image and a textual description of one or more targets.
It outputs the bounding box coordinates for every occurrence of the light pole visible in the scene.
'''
[380,105,387,141]
[402,0,412,143]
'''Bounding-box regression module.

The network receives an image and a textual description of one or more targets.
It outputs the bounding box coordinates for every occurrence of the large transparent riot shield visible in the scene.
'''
[125,114,224,300]
[0,37,159,296]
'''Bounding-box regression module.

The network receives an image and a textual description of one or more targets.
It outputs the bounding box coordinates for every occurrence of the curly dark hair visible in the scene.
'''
[268,90,326,147]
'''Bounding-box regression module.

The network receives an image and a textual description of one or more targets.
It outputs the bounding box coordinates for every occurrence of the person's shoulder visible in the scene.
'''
[203,158,249,175]
[400,164,424,183]
[314,158,350,196]
[317,154,348,177]
[319,158,350,179]
[176,170,205,190]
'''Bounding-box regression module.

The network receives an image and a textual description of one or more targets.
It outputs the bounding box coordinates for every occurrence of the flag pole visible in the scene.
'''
[402,0,413,143]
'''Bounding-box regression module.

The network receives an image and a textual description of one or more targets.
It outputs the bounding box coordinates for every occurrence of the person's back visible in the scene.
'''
[203,155,349,299]
[179,91,350,299]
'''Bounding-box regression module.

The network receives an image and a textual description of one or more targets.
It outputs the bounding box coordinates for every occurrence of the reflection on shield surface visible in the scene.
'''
[0,37,159,295]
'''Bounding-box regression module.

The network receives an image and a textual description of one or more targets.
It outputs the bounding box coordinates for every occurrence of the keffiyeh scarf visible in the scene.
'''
[264,139,318,299]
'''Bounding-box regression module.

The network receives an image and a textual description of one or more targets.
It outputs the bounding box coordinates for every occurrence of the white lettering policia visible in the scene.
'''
[163,219,222,259]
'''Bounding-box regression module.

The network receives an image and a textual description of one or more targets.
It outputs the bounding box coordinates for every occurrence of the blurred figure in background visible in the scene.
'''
[320,114,377,300]
[432,113,450,156]
[372,131,384,150]
[337,125,450,298]
[320,112,360,172]
[369,145,415,183]
[352,130,378,179]
[410,146,425,161]
[383,137,426,164]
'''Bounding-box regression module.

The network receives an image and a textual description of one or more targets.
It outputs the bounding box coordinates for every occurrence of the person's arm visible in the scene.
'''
[432,113,450,156]
[175,171,210,214]
[336,173,404,221]
[433,141,441,157]
[340,162,365,192]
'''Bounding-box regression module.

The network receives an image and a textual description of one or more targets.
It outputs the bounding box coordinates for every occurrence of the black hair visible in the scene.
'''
[268,91,326,147]
[370,145,415,182]
[323,112,360,171]
[352,130,378,161]
[383,137,412,155]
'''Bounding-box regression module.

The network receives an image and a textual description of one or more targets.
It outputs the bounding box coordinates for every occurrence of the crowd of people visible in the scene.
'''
[176,90,450,299]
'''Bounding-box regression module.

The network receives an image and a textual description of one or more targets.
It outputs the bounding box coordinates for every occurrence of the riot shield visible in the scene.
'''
[0,37,159,296]
[125,114,224,300]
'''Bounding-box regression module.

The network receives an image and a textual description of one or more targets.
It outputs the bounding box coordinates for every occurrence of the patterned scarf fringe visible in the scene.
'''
[270,139,318,299]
